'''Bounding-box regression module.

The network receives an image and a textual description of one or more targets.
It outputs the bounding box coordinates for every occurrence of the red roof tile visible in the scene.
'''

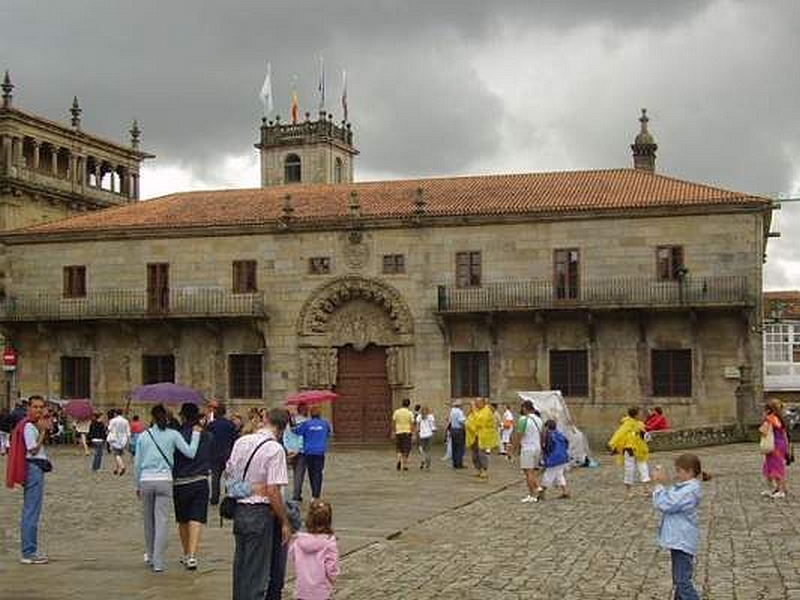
[14,168,769,237]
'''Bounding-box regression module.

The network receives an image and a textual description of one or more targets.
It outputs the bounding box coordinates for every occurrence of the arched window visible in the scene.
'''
[284,154,301,183]
[334,157,343,183]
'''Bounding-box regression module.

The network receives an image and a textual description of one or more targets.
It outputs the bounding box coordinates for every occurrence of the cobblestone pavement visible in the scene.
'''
[1,443,798,599]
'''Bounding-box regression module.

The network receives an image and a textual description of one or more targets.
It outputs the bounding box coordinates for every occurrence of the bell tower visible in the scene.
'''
[255,110,358,187]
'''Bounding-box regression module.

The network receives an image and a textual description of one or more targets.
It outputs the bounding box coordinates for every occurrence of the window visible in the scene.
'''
[334,157,343,183]
[63,266,86,298]
[652,349,692,397]
[550,350,589,397]
[61,356,90,399]
[309,256,331,274]
[456,251,481,288]
[142,355,175,385]
[232,260,257,294]
[284,153,301,183]
[451,352,489,397]
[382,254,405,274]
[657,246,685,280]
[229,354,263,399]
[554,249,580,300]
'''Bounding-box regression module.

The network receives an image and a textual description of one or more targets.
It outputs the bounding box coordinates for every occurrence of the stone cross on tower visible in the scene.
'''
[631,108,658,172]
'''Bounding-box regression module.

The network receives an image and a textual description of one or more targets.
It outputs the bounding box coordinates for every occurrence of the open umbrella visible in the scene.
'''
[285,389,337,406]
[63,399,93,420]
[131,382,203,405]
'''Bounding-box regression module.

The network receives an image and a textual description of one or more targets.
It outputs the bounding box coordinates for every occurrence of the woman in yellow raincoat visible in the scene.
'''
[607,407,651,496]
[465,398,500,479]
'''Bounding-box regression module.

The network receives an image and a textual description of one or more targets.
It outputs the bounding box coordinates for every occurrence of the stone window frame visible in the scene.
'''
[309,256,332,275]
[142,354,176,385]
[553,248,580,300]
[334,157,343,183]
[549,349,589,397]
[382,254,405,275]
[61,355,91,399]
[229,353,263,399]
[455,251,481,288]
[232,259,258,294]
[651,349,692,397]
[450,351,489,398]
[284,153,301,183]
[62,265,87,299]
[656,245,685,281]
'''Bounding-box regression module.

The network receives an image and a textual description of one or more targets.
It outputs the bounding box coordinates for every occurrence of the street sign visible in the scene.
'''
[2,347,17,372]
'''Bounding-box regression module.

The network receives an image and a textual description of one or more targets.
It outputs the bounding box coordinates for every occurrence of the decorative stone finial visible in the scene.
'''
[70,96,82,130]
[1,70,13,109]
[414,187,426,214]
[129,119,141,149]
[631,107,657,172]
[282,193,294,218]
[348,190,360,218]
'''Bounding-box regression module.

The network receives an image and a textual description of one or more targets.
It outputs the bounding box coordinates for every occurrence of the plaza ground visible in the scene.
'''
[1,443,798,599]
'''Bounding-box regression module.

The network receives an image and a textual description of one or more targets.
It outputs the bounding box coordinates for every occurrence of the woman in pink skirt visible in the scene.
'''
[761,399,789,499]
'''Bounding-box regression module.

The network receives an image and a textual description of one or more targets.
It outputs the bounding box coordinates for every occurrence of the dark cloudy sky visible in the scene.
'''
[2,1,799,288]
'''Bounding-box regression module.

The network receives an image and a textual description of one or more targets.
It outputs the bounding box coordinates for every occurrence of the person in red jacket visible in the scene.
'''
[645,406,669,432]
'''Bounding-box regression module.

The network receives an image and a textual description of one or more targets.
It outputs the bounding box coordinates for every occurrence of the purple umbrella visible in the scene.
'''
[130,382,203,405]
[64,399,93,420]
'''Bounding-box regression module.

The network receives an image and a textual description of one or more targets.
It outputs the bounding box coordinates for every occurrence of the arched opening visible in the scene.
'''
[334,157,343,183]
[284,153,301,183]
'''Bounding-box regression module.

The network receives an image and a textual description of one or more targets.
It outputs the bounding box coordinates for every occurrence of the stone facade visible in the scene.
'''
[0,210,768,439]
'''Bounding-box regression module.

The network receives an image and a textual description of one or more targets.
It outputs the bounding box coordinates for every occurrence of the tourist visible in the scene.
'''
[0,408,12,455]
[88,412,107,472]
[173,403,213,570]
[288,403,310,502]
[491,402,504,455]
[134,403,201,573]
[8,395,52,564]
[392,399,415,471]
[537,419,570,500]
[266,408,294,600]
[512,400,543,503]
[608,407,651,497]
[288,499,339,600]
[465,398,499,480]
[652,453,703,600]
[231,412,244,434]
[416,406,436,470]
[74,415,91,456]
[205,399,218,424]
[760,399,789,499]
[129,415,144,456]
[500,403,514,457]
[207,402,238,505]
[294,405,332,500]
[227,405,290,600]
[645,406,669,432]
[107,408,131,476]
[448,399,466,469]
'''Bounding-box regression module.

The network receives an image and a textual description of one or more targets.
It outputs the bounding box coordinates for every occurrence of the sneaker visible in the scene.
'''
[143,553,151,565]
[152,566,164,573]
[179,555,187,566]
[771,491,786,499]
[185,555,198,570]
[20,554,48,565]
[760,489,774,497]
[520,495,535,503]
[396,461,401,471]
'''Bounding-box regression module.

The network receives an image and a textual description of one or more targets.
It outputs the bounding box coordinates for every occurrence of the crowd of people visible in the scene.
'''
[2,393,795,600]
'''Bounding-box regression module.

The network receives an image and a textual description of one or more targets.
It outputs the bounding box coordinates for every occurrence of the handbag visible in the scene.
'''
[220,437,273,521]
[759,425,775,454]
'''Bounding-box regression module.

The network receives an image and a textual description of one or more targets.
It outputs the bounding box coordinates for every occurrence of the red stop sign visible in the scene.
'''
[2,347,16,370]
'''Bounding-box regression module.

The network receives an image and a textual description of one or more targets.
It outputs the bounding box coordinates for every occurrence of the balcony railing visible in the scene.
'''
[437,276,753,313]
[0,288,266,322]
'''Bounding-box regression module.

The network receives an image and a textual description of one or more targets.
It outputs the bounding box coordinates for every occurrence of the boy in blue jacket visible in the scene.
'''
[536,419,570,500]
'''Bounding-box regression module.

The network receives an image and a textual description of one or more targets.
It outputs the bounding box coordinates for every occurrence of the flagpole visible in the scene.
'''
[318,56,326,112]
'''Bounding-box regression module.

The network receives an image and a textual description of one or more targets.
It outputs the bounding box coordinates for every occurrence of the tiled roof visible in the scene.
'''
[764,291,800,320]
[16,168,769,236]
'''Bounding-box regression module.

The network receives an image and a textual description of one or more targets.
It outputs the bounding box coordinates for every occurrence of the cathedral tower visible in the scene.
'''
[631,108,657,172]
[256,110,358,187]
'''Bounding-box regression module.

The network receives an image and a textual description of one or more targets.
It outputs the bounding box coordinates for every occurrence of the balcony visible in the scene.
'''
[5,164,133,207]
[437,275,753,313]
[0,288,267,322]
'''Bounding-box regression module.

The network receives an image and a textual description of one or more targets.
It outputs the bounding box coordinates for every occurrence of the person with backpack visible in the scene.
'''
[511,400,543,503]
[537,419,570,501]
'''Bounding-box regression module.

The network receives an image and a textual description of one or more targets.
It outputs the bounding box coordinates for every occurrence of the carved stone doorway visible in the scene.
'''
[333,344,391,442]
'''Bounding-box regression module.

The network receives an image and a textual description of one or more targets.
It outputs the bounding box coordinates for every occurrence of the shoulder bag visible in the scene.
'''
[220,437,273,520]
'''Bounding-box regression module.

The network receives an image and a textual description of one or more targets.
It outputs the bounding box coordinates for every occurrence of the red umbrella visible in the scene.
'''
[285,390,337,406]
[63,399,93,420]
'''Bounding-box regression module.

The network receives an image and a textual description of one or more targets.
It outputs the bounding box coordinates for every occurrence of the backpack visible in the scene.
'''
[5,419,29,489]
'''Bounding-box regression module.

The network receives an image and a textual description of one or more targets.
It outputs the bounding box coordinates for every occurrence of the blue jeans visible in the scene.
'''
[306,454,325,499]
[451,428,466,468]
[21,462,45,558]
[91,441,104,471]
[233,504,276,600]
[671,549,699,600]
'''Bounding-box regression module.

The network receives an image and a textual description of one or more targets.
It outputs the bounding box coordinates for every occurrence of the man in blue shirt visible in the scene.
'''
[448,400,467,469]
[294,405,331,500]
[206,403,238,506]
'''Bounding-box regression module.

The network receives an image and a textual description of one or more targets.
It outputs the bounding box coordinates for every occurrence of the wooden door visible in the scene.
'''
[147,263,169,313]
[334,345,391,442]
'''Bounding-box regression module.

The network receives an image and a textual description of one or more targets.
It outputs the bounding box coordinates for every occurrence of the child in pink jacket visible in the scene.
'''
[288,499,339,600]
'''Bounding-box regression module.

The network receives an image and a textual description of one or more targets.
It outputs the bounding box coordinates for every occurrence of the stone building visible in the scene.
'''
[763,291,800,404]
[0,107,772,442]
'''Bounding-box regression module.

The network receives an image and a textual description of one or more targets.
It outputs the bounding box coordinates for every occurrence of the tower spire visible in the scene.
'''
[631,108,657,172]
[129,119,141,149]
[1,71,13,109]
[70,96,82,130]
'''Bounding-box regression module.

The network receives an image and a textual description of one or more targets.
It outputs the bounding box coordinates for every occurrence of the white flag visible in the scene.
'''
[318,56,325,110]
[341,69,348,122]
[259,62,274,116]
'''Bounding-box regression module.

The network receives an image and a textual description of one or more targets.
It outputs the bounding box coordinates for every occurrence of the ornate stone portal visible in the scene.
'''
[296,276,414,393]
